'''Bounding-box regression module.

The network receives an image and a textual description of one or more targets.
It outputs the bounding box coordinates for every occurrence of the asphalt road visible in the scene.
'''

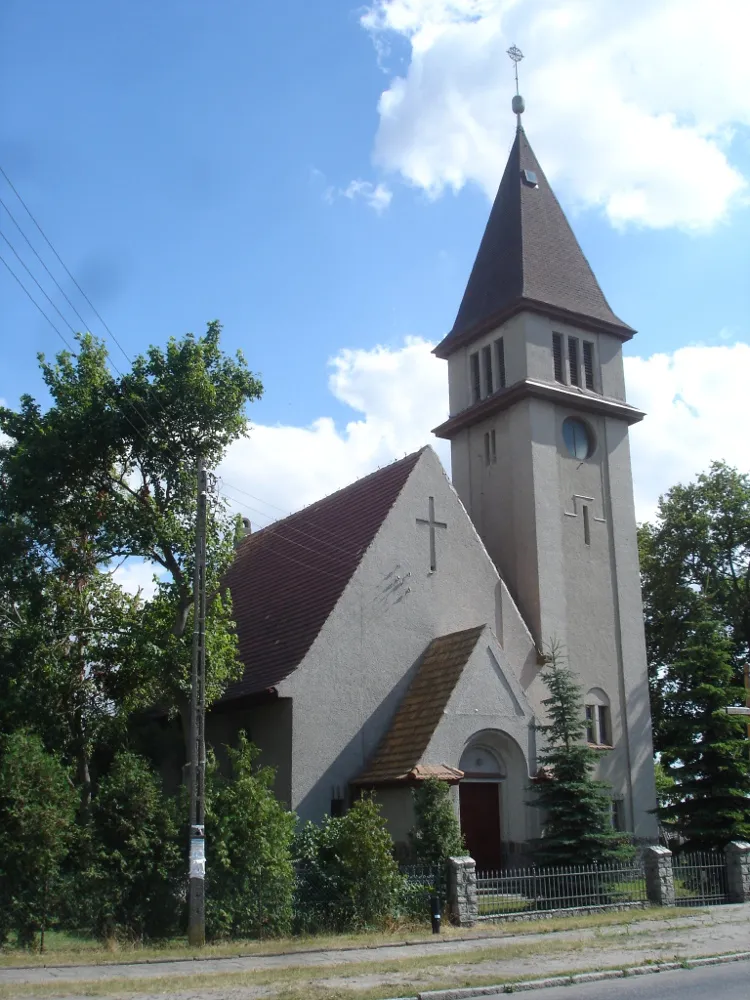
[503,961,749,1000]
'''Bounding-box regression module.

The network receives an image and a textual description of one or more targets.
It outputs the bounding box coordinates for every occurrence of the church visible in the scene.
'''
[209,97,659,868]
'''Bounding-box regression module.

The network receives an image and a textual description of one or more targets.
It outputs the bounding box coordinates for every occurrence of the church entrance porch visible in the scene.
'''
[459,781,502,870]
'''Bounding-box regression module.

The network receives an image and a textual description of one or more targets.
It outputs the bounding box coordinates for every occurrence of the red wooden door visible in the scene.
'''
[459,782,502,871]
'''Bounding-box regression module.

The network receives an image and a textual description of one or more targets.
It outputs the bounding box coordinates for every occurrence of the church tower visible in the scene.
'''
[433,85,658,839]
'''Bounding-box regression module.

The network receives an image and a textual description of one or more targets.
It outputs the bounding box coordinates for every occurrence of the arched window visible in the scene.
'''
[458,744,506,779]
[584,688,612,746]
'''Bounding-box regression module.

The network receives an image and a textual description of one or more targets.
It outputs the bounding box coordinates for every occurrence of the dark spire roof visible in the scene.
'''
[434,128,634,358]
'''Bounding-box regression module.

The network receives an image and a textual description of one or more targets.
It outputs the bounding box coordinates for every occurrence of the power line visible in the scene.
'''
[0,162,134,368]
[1,164,362,573]
[0,193,98,339]
[0,250,75,351]
[1,229,80,336]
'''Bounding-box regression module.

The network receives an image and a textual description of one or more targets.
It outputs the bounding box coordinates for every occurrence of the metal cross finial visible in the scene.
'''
[507,45,525,123]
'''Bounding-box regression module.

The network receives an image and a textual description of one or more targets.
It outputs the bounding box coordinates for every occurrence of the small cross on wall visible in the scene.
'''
[416,496,447,572]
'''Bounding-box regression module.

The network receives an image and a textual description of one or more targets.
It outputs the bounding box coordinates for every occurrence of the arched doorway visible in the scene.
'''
[458,743,505,871]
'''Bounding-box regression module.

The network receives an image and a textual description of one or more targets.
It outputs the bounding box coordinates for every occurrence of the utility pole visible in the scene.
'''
[188,458,208,947]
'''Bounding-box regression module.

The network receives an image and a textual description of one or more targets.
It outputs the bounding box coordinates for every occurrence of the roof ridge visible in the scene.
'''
[236,447,428,550]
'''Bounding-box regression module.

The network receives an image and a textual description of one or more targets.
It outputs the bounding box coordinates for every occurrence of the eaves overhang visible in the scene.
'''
[433,298,636,361]
[432,378,646,440]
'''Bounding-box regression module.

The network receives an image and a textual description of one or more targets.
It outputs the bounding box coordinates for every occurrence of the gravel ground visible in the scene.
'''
[2,904,749,1000]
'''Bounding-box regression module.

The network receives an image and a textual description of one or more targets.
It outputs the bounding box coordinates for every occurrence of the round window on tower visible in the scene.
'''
[562,417,594,460]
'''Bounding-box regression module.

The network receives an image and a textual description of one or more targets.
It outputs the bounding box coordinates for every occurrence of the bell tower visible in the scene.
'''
[433,58,658,839]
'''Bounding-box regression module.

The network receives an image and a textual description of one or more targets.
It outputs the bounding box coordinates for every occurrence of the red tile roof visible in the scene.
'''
[221,449,425,701]
[434,128,633,359]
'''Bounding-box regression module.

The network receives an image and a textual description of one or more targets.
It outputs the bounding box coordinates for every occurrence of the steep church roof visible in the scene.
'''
[434,127,633,359]
[356,625,485,785]
[221,449,425,701]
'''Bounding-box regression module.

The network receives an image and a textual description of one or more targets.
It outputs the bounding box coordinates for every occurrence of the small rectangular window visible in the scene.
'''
[330,797,345,817]
[583,341,595,391]
[484,431,491,466]
[568,336,580,386]
[585,705,596,744]
[598,705,611,746]
[611,799,625,832]
[482,344,493,396]
[552,333,564,383]
[490,428,497,464]
[495,337,506,388]
[470,352,481,403]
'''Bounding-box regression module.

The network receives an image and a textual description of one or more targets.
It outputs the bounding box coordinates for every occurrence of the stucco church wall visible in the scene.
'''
[279,447,537,825]
[425,631,538,849]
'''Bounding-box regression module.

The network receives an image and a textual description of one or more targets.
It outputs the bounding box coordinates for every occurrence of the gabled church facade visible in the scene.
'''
[205,109,659,866]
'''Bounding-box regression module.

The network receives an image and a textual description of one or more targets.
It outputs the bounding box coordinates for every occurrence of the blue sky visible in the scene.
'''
[2,0,750,557]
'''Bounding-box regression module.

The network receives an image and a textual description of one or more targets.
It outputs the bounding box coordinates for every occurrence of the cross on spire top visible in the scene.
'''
[507,44,525,125]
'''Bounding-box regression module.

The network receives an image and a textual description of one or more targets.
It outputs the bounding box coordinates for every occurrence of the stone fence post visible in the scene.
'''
[644,845,675,906]
[724,841,750,903]
[446,856,478,927]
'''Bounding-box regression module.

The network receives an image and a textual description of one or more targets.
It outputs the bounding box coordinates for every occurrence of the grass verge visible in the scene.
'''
[0,929,686,998]
[0,906,699,969]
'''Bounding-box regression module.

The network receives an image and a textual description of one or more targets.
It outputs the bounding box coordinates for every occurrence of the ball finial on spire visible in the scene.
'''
[507,44,525,121]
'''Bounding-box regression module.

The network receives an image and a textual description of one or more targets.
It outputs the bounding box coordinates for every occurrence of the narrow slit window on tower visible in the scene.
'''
[583,341,595,391]
[568,336,580,386]
[484,431,491,466]
[552,333,564,383]
[470,352,481,403]
[582,504,591,545]
[482,344,493,396]
[495,337,506,388]
[585,705,596,744]
[490,428,497,464]
[598,705,612,746]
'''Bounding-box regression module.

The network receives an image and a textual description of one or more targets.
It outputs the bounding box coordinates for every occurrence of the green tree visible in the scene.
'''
[204,734,296,940]
[530,646,632,866]
[294,796,402,932]
[84,752,183,942]
[0,323,263,756]
[658,615,750,849]
[409,777,465,864]
[0,731,77,950]
[639,462,750,751]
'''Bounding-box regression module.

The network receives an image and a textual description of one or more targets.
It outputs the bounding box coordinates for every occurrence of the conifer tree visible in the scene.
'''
[658,615,750,849]
[530,645,632,865]
[410,777,466,864]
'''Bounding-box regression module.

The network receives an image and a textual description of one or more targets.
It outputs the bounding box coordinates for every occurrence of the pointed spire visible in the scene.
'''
[434,120,633,359]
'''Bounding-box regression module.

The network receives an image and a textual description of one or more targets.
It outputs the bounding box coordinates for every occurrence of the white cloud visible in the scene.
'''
[360,0,750,229]
[220,338,750,529]
[342,179,394,213]
[111,559,160,601]
[219,338,448,526]
[626,342,750,520]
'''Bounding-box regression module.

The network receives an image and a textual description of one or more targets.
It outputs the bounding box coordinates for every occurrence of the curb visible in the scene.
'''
[411,951,750,999]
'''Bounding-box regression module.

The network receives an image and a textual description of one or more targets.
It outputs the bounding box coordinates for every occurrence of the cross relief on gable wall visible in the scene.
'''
[416,496,447,572]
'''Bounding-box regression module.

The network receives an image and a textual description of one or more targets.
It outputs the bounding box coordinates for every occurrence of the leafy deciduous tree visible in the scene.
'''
[639,462,750,751]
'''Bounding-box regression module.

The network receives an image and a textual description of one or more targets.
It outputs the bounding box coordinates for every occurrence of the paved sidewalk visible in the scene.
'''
[1,905,749,999]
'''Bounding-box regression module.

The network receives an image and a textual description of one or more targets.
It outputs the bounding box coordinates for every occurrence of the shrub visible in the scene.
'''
[205,734,296,940]
[85,752,183,942]
[409,777,465,864]
[0,731,77,950]
[294,795,402,932]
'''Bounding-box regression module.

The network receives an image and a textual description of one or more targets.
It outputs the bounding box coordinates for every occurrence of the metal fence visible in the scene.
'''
[476,861,648,919]
[672,851,728,907]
